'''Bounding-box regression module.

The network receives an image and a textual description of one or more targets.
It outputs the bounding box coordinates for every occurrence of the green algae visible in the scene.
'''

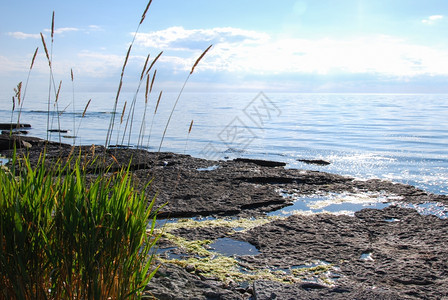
[161,232,212,257]
[157,216,341,286]
[291,264,333,276]
[162,216,280,234]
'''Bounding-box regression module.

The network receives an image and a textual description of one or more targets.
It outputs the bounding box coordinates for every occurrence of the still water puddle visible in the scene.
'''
[394,202,448,219]
[269,260,342,285]
[0,157,9,166]
[268,190,448,220]
[359,252,374,262]
[268,191,398,217]
[209,237,260,256]
[196,165,219,172]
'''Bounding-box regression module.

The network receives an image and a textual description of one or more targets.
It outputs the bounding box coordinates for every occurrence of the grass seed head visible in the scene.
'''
[154,91,162,114]
[147,51,163,75]
[40,33,51,67]
[190,45,212,75]
[189,120,194,134]
[30,47,39,70]
[140,53,150,81]
[51,11,55,40]
[150,69,157,93]
[82,99,91,117]
[140,0,153,25]
[121,101,127,124]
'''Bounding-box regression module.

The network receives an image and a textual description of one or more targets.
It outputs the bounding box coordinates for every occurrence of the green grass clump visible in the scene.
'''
[0,151,160,299]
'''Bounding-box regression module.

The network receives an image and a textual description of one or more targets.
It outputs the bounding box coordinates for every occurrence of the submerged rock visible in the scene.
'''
[298,159,331,166]
[233,158,287,167]
[1,130,28,135]
[0,123,31,130]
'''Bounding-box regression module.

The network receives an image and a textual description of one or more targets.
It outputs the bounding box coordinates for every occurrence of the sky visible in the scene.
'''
[1,0,448,94]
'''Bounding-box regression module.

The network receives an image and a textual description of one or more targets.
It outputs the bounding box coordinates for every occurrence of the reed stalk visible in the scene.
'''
[145,90,163,149]
[183,119,194,154]
[115,101,127,146]
[137,70,156,149]
[40,14,63,144]
[105,0,153,148]
[158,45,212,153]
[120,53,152,147]
[15,47,38,129]
[70,68,76,143]
[10,83,22,132]
[75,98,91,140]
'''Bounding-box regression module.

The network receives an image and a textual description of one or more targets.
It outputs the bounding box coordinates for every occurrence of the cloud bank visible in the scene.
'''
[4,25,448,93]
[7,32,41,39]
[134,26,448,79]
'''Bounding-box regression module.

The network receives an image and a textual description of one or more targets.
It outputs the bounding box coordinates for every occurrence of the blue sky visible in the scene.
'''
[1,0,448,93]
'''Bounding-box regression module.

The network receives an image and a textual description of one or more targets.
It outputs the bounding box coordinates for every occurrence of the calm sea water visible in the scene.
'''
[1,92,447,195]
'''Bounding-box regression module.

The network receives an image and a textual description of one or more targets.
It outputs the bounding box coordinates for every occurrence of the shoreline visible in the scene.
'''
[2,133,448,298]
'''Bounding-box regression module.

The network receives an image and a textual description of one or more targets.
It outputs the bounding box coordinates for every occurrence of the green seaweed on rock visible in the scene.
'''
[157,217,341,286]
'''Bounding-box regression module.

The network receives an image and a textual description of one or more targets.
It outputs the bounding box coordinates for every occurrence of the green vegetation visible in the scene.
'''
[1,0,214,297]
[0,150,161,299]
[158,218,339,286]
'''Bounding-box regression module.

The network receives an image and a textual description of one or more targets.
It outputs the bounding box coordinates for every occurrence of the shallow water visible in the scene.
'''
[1,92,447,194]
[196,165,220,171]
[268,190,448,219]
[395,202,448,219]
[268,191,399,217]
[0,157,9,165]
[209,237,260,256]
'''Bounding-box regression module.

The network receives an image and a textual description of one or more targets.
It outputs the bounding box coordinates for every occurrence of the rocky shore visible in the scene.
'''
[2,134,448,299]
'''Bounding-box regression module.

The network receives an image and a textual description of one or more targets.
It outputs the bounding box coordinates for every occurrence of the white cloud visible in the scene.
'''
[132,26,448,78]
[55,27,79,34]
[422,15,444,25]
[74,51,125,77]
[4,25,448,93]
[44,27,79,35]
[8,27,81,40]
[87,25,102,32]
[134,26,269,51]
[215,35,448,77]
[7,32,40,39]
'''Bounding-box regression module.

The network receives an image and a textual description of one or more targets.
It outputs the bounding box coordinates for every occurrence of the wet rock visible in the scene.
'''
[1,130,28,135]
[144,264,244,300]
[298,159,331,166]
[185,264,196,273]
[253,280,404,300]
[170,226,231,241]
[0,123,31,130]
[0,134,52,151]
[234,158,286,167]
[300,282,328,290]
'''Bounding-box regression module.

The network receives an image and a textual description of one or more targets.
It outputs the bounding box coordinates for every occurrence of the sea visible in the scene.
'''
[1,91,447,195]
